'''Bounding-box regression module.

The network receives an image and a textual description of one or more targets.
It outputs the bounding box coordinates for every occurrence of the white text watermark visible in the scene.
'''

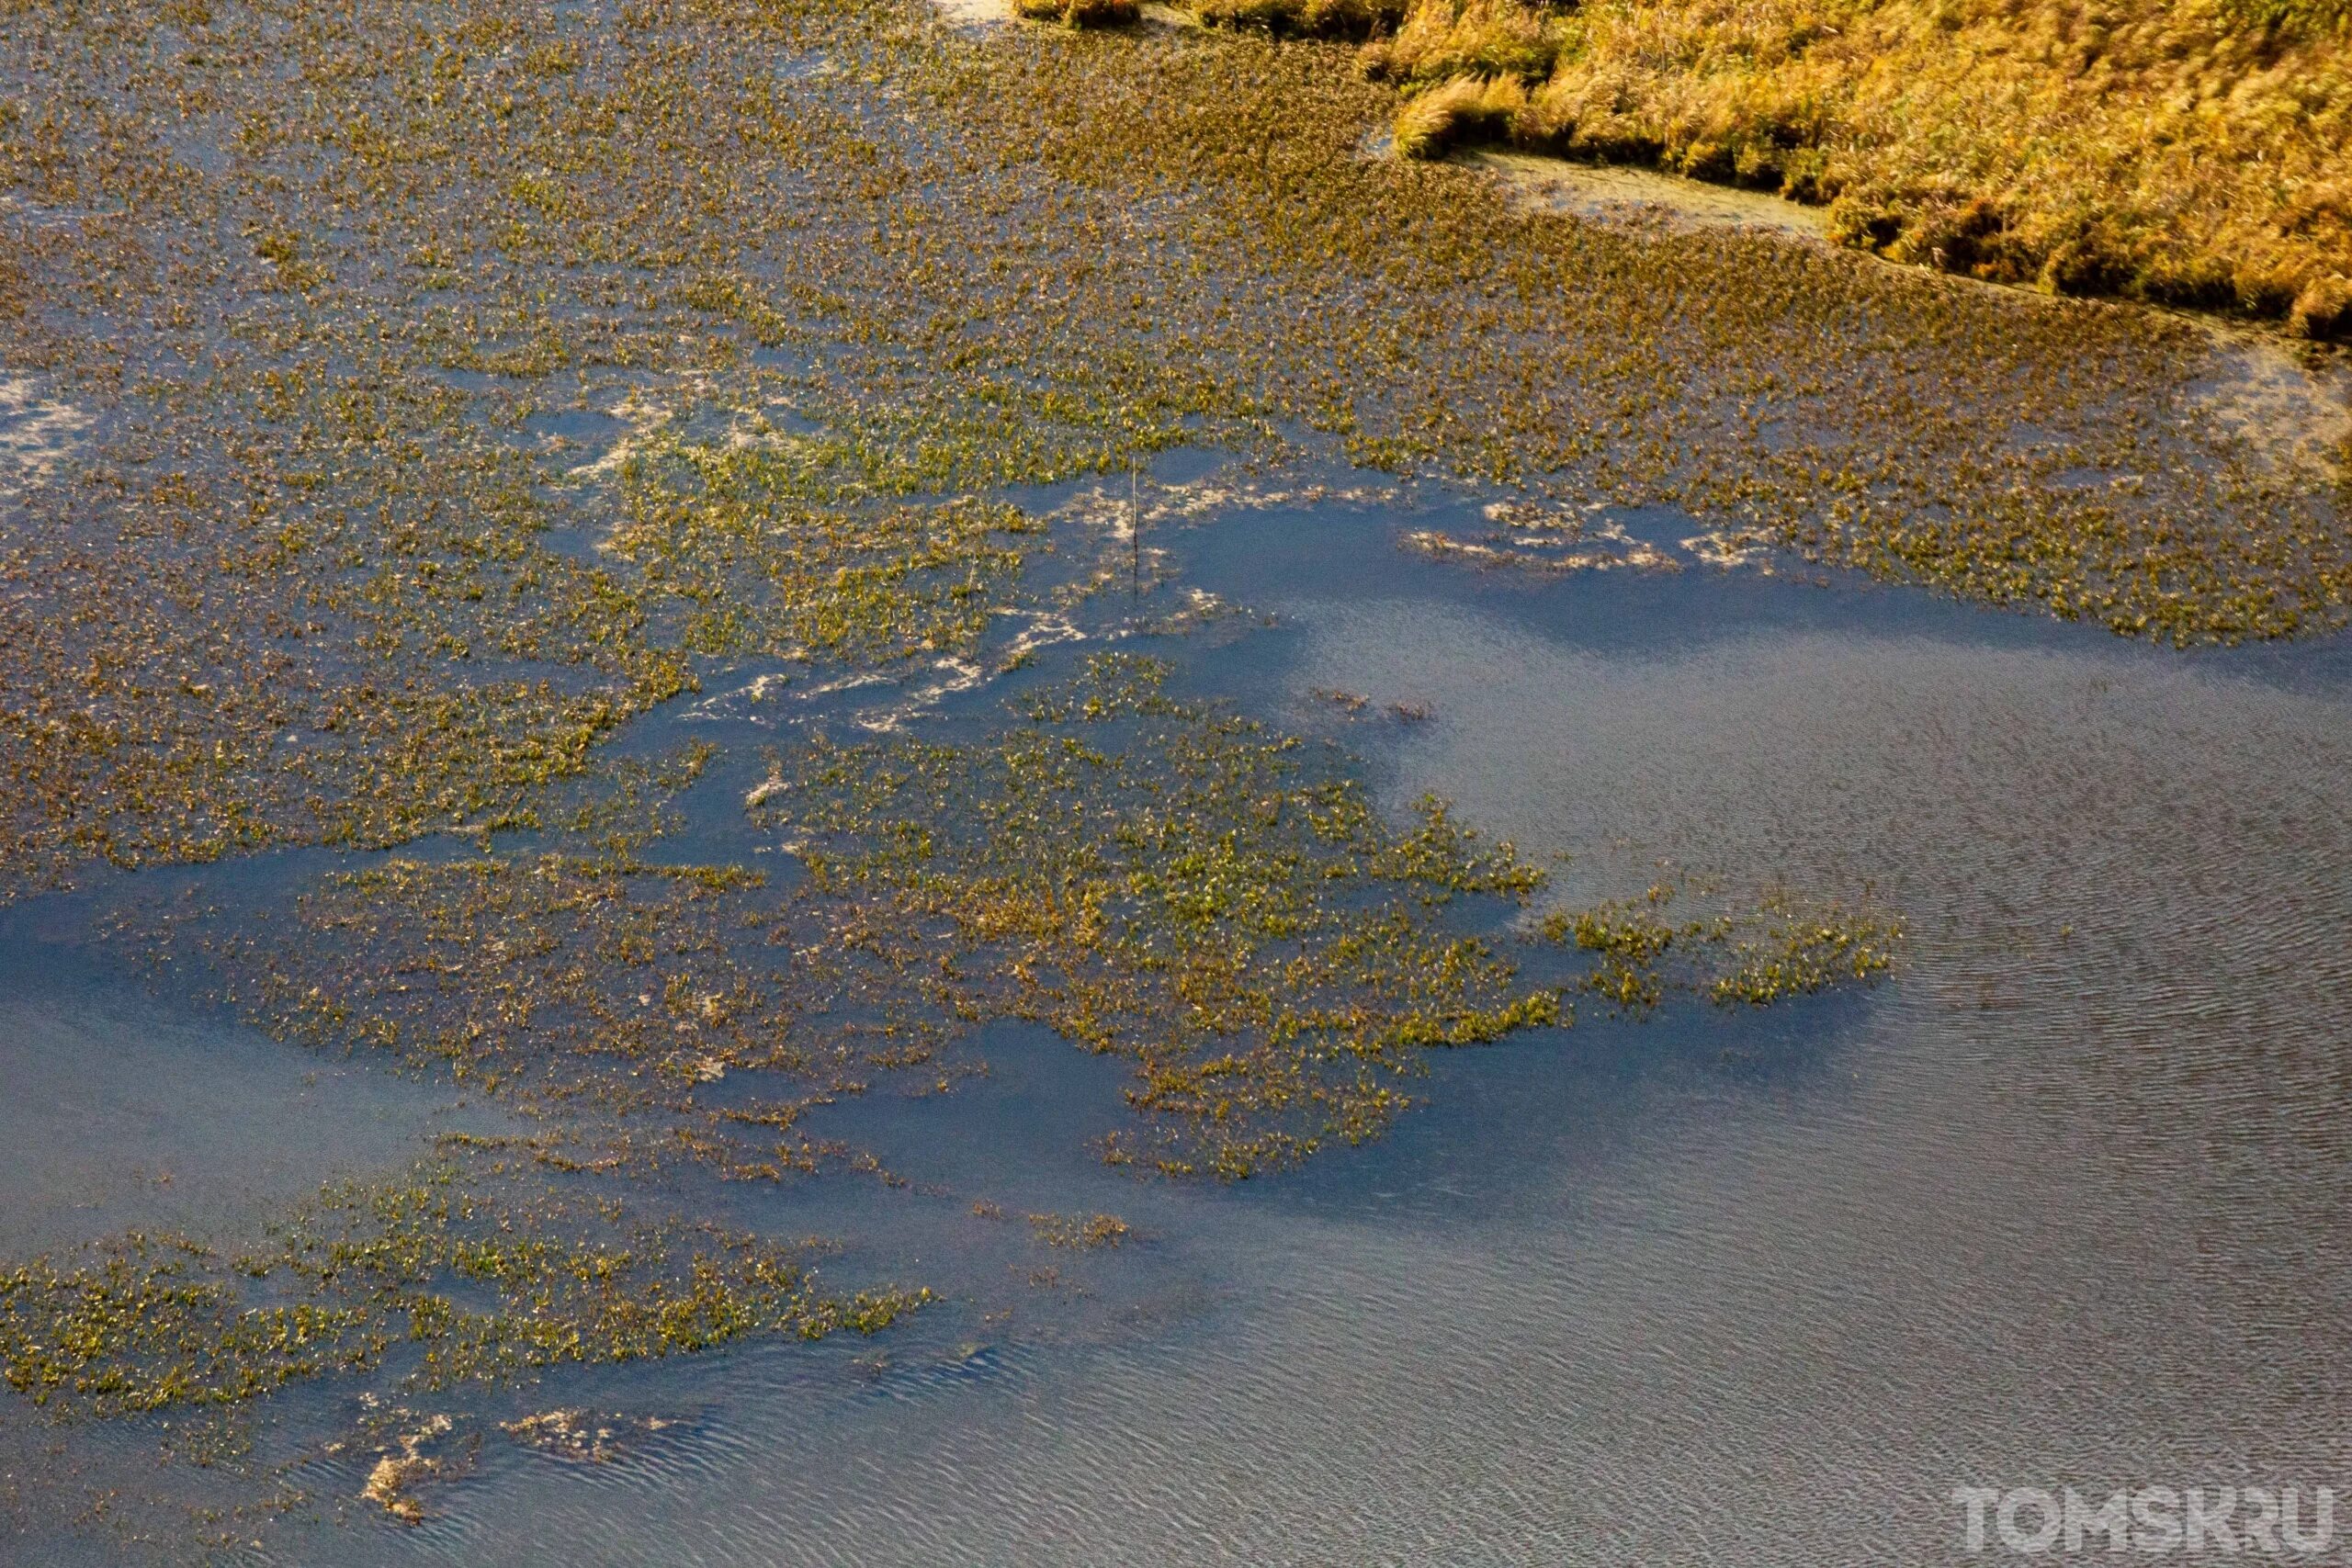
[1955,1487,2336,1555]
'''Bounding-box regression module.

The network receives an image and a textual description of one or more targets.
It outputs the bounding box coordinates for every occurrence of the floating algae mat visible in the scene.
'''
[2,0,2349,1562]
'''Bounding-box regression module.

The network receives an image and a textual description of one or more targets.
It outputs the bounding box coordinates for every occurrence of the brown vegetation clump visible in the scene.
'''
[1349,0,2352,331]
[1015,0,1143,24]
[1194,0,1409,36]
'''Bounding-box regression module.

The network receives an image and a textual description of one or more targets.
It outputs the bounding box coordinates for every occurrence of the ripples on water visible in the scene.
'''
[152,503,2339,1567]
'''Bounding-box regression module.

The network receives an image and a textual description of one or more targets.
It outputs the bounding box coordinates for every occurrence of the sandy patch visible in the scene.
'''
[2182,330,2349,479]
[933,0,1010,25]
[1463,150,1829,243]
[0,376,94,498]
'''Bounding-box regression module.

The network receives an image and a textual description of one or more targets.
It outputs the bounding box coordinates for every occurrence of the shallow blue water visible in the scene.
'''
[5,479,2349,1565]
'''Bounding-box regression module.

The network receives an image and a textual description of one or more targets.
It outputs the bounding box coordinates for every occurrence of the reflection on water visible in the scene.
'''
[217,537,2352,1566]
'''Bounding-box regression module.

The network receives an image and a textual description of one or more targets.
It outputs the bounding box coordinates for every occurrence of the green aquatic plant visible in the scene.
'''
[160,658,1567,1178]
[1703,891,1905,1005]
[2,0,2346,917]
[612,443,1036,663]
[163,664,1899,1189]
[1024,1212,1134,1247]
[1543,880,1904,1015]
[0,1160,927,1421]
[760,652,1560,1176]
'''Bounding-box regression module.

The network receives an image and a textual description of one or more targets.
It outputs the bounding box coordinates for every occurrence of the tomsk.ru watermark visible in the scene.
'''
[1953,1486,2338,1555]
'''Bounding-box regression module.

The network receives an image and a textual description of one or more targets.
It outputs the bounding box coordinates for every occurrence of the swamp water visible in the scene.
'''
[4,0,2350,1562]
[6,492,2349,1565]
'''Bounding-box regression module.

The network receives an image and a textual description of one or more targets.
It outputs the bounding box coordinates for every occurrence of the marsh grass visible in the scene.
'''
[1014,0,1144,23]
[1193,0,1409,35]
[1356,0,2352,334]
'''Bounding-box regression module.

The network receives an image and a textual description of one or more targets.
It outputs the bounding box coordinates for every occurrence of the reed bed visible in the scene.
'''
[1237,0,2352,333]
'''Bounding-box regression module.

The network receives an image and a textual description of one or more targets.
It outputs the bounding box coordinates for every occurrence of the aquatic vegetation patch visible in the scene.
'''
[159,663,1901,1187]
[612,439,1036,665]
[130,741,985,1179]
[758,653,1561,1176]
[1025,1212,1135,1247]
[195,845,928,1172]
[0,1159,928,1421]
[0,388,700,896]
[1544,881,1904,1015]
[159,663,1576,1181]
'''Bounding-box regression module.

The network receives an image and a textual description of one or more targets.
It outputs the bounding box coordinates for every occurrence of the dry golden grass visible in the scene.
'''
[1014,0,1143,24]
[1193,0,1409,34]
[1351,0,2352,333]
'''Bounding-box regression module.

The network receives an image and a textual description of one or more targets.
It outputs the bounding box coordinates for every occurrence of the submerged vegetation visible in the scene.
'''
[1025,1212,1136,1247]
[153,659,1894,1185]
[0,0,2344,924]
[0,0,2278,1543]
[172,659,1552,1179]
[761,654,1559,1176]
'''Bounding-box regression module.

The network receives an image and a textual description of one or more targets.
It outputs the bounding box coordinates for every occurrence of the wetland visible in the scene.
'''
[2,0,2348,1562]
